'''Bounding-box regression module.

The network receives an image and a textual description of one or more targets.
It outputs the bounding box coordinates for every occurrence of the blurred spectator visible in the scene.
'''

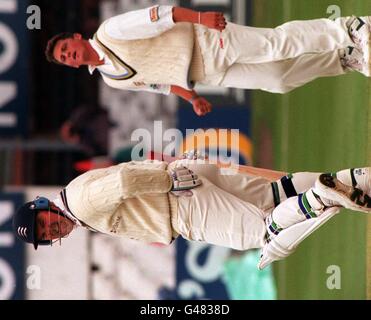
[60,104,113,157]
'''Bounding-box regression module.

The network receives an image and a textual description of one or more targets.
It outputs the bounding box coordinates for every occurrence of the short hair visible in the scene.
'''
[45,32,74,65]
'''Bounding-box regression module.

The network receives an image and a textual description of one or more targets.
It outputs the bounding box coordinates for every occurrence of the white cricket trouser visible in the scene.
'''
[195,17,353,93]
[218,51,345,93]
[176,176,268,250]
[170,160,311,250]
[171,160,274,250]
[170,161,370,250]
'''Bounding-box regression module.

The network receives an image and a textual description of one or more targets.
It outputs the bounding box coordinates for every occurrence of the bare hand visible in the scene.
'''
[192,97,212,116]
[200,12,227,31]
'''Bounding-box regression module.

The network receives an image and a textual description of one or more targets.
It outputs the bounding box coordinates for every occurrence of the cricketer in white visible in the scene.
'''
[12,159,371,269]
[46,5,371,116]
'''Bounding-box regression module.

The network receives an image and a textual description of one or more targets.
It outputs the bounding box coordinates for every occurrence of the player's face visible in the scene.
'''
[36,210,74,242]
[53,34,87,68]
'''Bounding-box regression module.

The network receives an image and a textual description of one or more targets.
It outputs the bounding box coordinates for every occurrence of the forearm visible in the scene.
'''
[172,7,200,24]
[172,7,226,32]
[170,85,198,103]
[121,167,172,198]
[171,85,212,116]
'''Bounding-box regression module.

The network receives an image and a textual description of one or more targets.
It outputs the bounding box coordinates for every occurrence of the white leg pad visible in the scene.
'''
[258,207,340,270]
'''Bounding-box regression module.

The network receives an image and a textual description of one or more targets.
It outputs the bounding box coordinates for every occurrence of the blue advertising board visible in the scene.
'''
[0,192,25,300]
[0,0,29,136]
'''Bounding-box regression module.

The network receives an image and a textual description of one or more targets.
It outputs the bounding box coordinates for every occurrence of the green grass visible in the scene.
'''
[251,0,371,299]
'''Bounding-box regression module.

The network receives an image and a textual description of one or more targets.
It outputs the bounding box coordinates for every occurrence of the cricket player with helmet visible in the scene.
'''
[12,157,371,269]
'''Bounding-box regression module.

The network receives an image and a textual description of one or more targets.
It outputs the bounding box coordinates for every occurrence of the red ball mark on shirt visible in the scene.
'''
[219,36,224,49]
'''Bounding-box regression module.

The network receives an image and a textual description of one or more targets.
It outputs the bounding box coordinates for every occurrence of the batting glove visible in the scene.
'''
[170,166,202,191]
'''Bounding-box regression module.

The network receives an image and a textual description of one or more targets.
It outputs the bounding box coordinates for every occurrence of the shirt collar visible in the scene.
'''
[53,197,82,227]
[88,39,106,74]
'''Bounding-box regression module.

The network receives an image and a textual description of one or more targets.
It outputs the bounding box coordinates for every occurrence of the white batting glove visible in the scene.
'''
[170,166,202,191]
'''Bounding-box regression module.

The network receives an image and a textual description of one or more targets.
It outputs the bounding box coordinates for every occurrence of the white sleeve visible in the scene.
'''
[104,5,175,40]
